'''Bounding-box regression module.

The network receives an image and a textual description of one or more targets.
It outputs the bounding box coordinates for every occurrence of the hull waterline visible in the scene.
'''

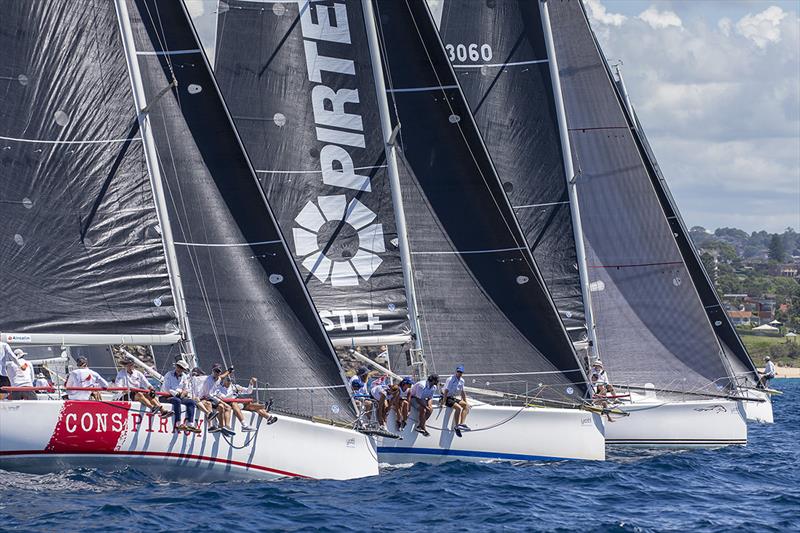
[376,404,605,464]
[0,400,378,480]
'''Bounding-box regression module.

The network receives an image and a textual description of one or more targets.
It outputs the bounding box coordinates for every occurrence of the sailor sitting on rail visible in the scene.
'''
[590,360,616,423]
[34,372,51,389]
[187,366,221,429]
[211,374,277,434]
[370,378,396,431]
[441,365,470,437]
[66,356,109,401]
[115,356,169,417]
[161,359,201,434]
[351,366,374,423]
[757,356,776,389]
[410,374,439,437]
[391,377,413,430]
[5,348,36,401]
[198,363,233,430]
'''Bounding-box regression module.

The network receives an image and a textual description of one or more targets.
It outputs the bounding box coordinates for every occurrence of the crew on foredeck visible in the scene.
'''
[66,356,109,401]
[393,377,413,430]
[442,365,470,437]
[758,356,776,388]
[4,348,36,400]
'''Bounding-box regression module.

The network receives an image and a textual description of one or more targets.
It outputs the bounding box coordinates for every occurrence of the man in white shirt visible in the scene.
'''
[210,374,263,434]
[161,359,200,433]
[442,365,470,437]
[391,377,413,431]
[115,357,168,416]
[0,341,19,399]
[409,374,439,437]
[5,349,36,400]
[758,356,777,388]
[66,356,109,401]
[370,378,393,431]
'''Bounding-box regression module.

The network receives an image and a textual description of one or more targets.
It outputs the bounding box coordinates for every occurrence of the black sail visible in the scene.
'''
[124,0,354,421]
[625,99,759,386]
[0,1,178,339]
[547,0,731,393]
[206,0,409,344]
[374,0,587,401]
[437,0,586,339]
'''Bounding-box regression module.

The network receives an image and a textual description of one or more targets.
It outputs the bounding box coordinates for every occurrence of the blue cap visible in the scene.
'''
[456,365,464,373]
[400,377,413,385]
[351,378,364,389]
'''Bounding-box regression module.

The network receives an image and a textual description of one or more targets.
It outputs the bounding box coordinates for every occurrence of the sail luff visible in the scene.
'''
[113,0,193,360]
[361,0,425,364]
[539,0,598,361]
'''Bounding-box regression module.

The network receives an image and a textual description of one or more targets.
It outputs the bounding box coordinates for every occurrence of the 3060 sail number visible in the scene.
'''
[445,43,493,63]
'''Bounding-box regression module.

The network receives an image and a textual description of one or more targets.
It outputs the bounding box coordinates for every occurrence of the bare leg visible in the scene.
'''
[460,402,470,425]
[451,403,462,430]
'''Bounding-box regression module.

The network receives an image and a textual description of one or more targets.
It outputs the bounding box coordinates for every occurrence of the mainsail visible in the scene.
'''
[205,0,410,345]
[0,1,179,344]
[612,72,760,387]
[547,0,732,393]
[436,0,586,340]
[374,0,587,401]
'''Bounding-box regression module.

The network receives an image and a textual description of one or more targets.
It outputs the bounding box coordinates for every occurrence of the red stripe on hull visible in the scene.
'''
[0,449,306,479]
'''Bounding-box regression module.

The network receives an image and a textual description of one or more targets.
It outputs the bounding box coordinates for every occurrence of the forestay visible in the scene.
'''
[203,0,409,345]
[0,0,179,343]
[122,0,355,422]
[547,0,731,393]
[437,0,586,340]
[374,0,587,402]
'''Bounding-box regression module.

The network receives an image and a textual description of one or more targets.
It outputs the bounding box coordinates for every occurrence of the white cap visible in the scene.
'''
[13,349,27,357]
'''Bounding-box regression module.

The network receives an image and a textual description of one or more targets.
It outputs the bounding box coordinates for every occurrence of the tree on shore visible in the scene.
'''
[769,234,786,262]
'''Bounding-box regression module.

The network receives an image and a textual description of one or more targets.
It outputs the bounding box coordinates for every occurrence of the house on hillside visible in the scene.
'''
[727,309,754,326]
[770,262,800,278]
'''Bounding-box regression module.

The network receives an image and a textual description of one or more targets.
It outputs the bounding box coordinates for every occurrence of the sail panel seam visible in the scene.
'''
[136,49,201,56]
[386,84,459,93]
[0,135,142,145]
[411,246,525,255]
[588,261,683,269]
[452,58,548,69]
[174,240,282,248]
[514,201,570,209]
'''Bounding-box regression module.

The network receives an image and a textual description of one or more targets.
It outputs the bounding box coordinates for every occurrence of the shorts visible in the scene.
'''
[445,396,463,408]
[0,375,10,389]
[411,396,429,410]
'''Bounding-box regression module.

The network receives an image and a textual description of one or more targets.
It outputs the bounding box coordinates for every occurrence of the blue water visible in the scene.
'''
[1,380,798,533]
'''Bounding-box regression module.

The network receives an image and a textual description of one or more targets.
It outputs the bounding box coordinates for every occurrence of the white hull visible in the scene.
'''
[606,395,747,448]
[376,404,605,464]
[740,388,774,424]
[0,400,378,480]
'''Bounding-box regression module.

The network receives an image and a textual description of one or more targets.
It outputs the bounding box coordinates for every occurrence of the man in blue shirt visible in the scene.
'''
[442,365,469,437]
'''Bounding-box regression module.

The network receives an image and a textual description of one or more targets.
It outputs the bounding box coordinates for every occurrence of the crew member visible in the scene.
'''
[370,379,394,431]
[0,341,17,399]
[442,365,470,437]
[115,356,168,416]
[66,356,109,401]
[161,359,200,433]
[758,356,776,388]
[392,377,413,431]
[410,374,439,437]
[5,349,36,400]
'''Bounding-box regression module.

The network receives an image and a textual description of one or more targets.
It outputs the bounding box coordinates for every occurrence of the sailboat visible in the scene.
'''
[201,0,605,463]
[609,63,775,425]
[0,0,377,480]
[437,0,751,447]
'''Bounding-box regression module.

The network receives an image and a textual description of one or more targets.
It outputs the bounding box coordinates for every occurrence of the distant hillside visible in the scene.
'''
[689,226,799,261]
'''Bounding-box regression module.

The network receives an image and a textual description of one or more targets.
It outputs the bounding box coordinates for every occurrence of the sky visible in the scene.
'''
[585,0,799,233]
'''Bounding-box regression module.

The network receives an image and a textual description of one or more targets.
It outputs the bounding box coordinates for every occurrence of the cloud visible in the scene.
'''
[585,0,627,26]
[736,6,788,48]
[718,17,733,37]
[638,6,682,29]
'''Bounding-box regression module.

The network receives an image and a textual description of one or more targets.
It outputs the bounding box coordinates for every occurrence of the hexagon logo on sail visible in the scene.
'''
[292,195,385,287]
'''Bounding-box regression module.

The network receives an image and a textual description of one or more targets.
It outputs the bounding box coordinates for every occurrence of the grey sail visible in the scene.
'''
[123,0,355,421]
[0,1,179,341]
[374,0,587,402]
[547,0,731,393]
[203,0,409,345]
[437,0,586,340]
[617,83,759,387]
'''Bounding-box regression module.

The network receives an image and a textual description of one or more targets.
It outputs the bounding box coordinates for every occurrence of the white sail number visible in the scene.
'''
[445,43,493,63]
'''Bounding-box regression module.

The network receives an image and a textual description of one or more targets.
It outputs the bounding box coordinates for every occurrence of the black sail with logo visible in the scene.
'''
[0,0,178,338]
[373,0,587,402]
[123,0,354,421]
[547,0,731,393]
[437,0,586,341]
[205,0,409,345]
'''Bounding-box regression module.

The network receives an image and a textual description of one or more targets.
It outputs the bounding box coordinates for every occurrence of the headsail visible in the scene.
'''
[547,0,731,393]
[437,0,586,340]
[374,0,587,402]
[0,0,179,345]
[204,0,410,346]
[120,0,355,421]
[613,73,760,387]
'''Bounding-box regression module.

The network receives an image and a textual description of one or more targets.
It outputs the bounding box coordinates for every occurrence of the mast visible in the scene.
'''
[539,0,599,361]
[361,0,426,378]
[113,0,196,364]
